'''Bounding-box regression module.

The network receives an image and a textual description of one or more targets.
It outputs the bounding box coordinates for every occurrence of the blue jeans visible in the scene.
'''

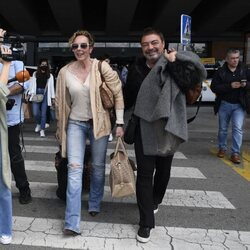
[64,119,108,233]
[32,88,48,130]
[0,143,12,237]
[218,101,245,155]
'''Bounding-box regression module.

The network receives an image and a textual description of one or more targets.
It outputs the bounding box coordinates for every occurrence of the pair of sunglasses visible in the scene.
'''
[71,43,90,50]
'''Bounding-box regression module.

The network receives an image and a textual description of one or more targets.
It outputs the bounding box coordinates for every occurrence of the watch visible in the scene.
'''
[116,124,123,127]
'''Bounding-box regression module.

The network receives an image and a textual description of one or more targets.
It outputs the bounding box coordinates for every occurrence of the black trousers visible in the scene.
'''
[8,124,29,191]
[134,125,173,228]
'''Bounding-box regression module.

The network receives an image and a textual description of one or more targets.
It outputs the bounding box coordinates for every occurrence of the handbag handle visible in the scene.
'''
[114,137,128,157]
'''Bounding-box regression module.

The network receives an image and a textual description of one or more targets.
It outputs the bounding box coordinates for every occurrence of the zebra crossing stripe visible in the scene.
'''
[25,161,206,179]
[24,145,187,159]
[11,216,250,249]
[12,182,234,209]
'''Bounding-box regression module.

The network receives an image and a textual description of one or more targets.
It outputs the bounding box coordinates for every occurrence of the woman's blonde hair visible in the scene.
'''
[68,30,95,47]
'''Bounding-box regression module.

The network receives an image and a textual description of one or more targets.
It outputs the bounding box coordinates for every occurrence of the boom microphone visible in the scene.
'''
[8,70,30,83]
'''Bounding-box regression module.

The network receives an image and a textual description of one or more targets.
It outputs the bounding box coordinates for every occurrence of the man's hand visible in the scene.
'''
[231,81,241,88]
[0,45,12,64]
[164,48,177,62]
[0,28,6,43]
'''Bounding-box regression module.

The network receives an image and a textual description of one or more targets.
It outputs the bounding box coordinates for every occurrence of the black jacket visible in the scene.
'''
[211,62,250,114]
[123,57,150,110]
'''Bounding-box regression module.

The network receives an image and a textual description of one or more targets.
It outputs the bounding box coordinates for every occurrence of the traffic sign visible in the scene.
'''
[181,14,191,46]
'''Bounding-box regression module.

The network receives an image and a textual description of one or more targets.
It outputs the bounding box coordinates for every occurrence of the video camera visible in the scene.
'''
[0,33,33,61]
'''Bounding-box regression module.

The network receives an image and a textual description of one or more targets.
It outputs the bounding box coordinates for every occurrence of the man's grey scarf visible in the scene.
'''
[134,54,187,156]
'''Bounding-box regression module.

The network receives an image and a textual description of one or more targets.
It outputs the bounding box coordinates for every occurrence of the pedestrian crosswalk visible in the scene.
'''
[8,133,250,250]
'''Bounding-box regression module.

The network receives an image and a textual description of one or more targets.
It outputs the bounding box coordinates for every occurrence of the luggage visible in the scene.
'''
[55,145,91,201]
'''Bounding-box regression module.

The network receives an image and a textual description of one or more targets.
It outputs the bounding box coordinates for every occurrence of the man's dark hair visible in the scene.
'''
[141,27,165,42]
[226,48,240,57]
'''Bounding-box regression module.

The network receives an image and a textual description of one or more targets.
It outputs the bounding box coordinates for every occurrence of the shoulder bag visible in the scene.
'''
[124,113,139,144]
[98,61,114,109]
[109,137,136,198]
[30,82,48,103]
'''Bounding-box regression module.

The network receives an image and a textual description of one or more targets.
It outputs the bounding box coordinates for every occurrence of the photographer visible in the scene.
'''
[0,31,32,204]
[0,29,13,245]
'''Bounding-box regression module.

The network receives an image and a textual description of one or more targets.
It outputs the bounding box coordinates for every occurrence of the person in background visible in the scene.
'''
[0,45,32,205]
[211,48,250,164]
[0,28,13,245]
[55,30,124,236]
[28,58,55,137]
[123,27,206,243]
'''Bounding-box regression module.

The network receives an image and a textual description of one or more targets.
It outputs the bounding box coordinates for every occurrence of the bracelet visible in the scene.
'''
[116,124,123,127]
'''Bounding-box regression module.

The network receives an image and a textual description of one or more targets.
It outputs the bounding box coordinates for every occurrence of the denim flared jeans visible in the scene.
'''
[32,88,48,130]
[218,100,245,155]
[64,119,108,233]
[0,143,12,237]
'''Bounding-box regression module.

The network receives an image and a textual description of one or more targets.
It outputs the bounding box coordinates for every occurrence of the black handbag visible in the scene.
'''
[124,114,139,145]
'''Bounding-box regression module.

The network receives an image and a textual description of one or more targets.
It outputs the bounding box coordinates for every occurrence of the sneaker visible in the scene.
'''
[35,124,41,132]
[0,235,12,245]
[153,204,159,214]
[45,123,50,128]
[136,227,151,243]
[108,133,113,142]
[40,130,45,137]
[19,187,32,204]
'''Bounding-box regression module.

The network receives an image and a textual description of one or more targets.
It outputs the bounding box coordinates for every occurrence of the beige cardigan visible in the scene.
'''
[0,83,11,189]
[55,58,124,158]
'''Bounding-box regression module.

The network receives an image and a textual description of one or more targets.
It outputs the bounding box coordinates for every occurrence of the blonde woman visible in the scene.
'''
[55,30,124,235]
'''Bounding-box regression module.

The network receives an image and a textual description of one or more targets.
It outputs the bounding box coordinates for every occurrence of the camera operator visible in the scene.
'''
[0,30,13,245]
[0,29,32,205]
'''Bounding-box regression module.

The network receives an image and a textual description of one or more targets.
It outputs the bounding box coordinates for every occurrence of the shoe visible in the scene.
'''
[19,187,32,204]
[0,235,12,245]
[153,204,159,214]
[45,123,50,128]
[108,133,113,142]
[136,227,151,243]
[35,124,41,132]
[63,229,81,236]
[89,211,99,217]
[217,149,226,158]
[40,130,45,137]
[231,154,241,164]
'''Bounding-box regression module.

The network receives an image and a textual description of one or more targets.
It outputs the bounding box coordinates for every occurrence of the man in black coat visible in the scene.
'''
[211,48,250,164]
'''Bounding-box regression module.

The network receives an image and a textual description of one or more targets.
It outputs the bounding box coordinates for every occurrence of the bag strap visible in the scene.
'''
[114,137,128,157]
[98,61,105,83]
[187,94,202,123]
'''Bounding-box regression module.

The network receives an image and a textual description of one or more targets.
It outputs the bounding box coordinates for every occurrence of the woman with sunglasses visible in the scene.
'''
[55,30,124,236]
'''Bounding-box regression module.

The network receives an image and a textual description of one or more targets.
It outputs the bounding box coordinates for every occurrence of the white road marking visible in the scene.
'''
[11,216,250,250]
[12,182,234,209]
[25,161,206,179]
[24,145,187,159]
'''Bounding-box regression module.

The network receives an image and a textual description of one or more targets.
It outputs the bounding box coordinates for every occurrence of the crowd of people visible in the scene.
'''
[0,25,249,246]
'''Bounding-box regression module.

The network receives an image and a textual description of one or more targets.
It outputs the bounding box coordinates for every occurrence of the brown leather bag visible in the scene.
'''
[98,61,114,109]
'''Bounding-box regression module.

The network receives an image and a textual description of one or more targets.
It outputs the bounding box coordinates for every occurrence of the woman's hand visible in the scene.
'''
[115,126,124,138]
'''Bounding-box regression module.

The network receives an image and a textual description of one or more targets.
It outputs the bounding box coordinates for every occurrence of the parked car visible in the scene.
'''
[201,67,218,102]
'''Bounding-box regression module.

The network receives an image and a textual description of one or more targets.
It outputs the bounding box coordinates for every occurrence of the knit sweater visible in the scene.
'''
[55,58,124,158]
